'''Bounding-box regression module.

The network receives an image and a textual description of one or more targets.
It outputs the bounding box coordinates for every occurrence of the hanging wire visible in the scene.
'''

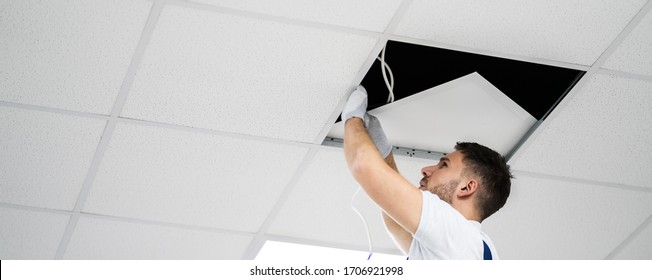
[376,43,395,103]
[350,42,397,260]
[351,187,373,260]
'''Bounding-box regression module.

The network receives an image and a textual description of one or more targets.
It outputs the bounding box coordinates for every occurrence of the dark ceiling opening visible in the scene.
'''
[357,40,585,121]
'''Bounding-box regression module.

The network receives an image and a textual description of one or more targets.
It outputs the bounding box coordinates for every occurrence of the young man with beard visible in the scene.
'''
[342,86,513,260]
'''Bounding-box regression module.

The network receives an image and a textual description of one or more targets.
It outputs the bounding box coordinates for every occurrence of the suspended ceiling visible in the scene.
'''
[1,0,652,260]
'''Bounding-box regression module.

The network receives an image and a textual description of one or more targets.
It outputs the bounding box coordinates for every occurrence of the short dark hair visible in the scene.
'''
[454,142,513,221]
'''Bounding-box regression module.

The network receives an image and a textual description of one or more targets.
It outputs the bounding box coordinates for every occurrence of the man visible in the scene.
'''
[341,85,512,260]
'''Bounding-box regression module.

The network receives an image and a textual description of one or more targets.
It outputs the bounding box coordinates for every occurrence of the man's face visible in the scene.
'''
[419,150,466,203]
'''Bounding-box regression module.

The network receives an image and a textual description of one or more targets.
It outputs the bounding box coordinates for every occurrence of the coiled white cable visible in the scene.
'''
[377,43,395,103]
[351,42,395,260]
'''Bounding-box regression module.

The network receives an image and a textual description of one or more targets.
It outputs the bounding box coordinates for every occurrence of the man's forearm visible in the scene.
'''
[381,152,400,231]
[381,153,413,255]
[344,116,417,254]
[343,118,382,177]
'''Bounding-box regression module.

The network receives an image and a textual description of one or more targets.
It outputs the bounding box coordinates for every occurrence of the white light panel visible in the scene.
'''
[121,5,377,143]
[64,216,252,259]
[0,0,151,114]
[83,122,308,232]
[0,107,106,210]
[191,0,403,32]
[328,72,536,155]
[510,74,652,188]
[0,207,69,259]
[393,0,647,65]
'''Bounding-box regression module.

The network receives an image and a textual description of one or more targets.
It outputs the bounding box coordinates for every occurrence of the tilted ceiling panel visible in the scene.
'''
[0,207,69,259]
[121,5,377,143]
[0,107,106,210]
[603,7,652,76]
[191,0,403,32]
[510,74,652,188]
[482,174,652,259]
[64,216,252,259]
[83,122,308,232]
[329,72,536,155]
[393,0,647,65]
[267,147,432,253]
[0,0,151,114]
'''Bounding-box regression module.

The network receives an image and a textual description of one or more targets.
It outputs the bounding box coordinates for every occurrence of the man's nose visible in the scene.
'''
[421,165,435,177]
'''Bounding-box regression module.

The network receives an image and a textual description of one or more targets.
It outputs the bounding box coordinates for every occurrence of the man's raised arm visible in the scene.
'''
[340,87,423,251]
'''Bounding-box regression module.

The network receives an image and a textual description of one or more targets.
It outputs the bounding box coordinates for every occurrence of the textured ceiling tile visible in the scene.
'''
[603,8,652,76]
[83,122,308,232]
[394,0,646,65]
[482,174,652,259]
[191,0,403,32]
[64,216,252,259]
[0,207,69,259]
[612,218,652,259]
[509,74,652,187]
[0,107,106,210]
[121,5,377,143]
[267,147,432,251]
[0,0,151,114]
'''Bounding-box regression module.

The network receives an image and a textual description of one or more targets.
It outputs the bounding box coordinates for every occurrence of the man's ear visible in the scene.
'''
[458,179,478,198]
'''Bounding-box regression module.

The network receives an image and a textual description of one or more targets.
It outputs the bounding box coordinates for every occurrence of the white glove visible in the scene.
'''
[341,85,368,122]
[365,113,392,158]
[342,85,393,158]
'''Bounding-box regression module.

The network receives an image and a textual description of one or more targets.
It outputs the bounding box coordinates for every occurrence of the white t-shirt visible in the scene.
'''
[408,191,499,260]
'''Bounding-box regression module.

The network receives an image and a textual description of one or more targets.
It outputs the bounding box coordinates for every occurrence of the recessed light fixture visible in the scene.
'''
[326,40,585,160]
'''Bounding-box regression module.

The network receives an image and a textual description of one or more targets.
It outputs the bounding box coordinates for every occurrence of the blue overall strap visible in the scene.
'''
[483,240,492,260]
[406,241,492,260]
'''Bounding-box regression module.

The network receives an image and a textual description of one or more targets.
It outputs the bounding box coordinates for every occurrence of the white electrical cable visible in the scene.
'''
[351,187,373,260]
[350,42,396,260]
[377,43,395,103]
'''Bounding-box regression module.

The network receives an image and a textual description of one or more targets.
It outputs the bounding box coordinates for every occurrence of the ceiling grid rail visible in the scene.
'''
[1,0,650,260]
[507,0,652,165]
[506,0,652,260]
[53,0,166,259]
[241,0,417,260]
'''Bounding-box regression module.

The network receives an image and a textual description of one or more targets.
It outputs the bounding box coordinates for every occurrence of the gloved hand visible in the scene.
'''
[365,113,392,158]
[342,85,393,158]
[341,85,368,122]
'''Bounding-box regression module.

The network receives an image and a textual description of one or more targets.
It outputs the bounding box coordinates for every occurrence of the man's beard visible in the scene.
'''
[428,179,459,204]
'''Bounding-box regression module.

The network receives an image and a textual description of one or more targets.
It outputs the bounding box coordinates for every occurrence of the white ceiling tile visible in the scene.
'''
[482,174,652,259]
[64,216,252,259]
[0,107,106,210]
[393,0,647,65]
[603,8,652,76]
[612,218,652,259]
[192,0,403,32]
[83,122,308,232]
[121,5,378,143]
[0,207,69,259]
[328,72,536,155]
[510,74,652,188]
[0,0,151,114]
[267,147,432,252]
